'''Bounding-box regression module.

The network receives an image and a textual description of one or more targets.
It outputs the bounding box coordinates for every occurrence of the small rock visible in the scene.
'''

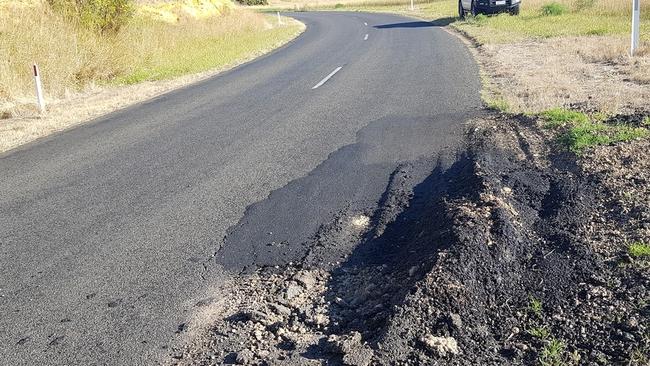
[270,303,292,316]
[449,313,463,330]
[194,297,215,307]
[328,331,363,354]
[242,310,270,325]
[284,283,303,301]
[408,265,419,277]
[313,313,329,326]
[256,349,270,359]
[342,347,373,366]
[420,335,460,357]
[235,349,254,365]
[253,329,263,341]
[294,272,317,290]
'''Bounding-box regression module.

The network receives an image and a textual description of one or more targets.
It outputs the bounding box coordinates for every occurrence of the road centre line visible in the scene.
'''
[311,67,343,89]
[364,22,368,25]
[364,34,368,41]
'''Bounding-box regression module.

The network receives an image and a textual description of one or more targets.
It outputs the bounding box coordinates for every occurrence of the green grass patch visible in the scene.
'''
[326,0,650,45]
[629,242,650,258]
[541,2,567,16]
[486,96,510,112]
[541,108,589,128]
[528,296,543,317]
[538,338,569,366]
[528,326,550,339]
[557,119,649,153]
[561,124,648,152]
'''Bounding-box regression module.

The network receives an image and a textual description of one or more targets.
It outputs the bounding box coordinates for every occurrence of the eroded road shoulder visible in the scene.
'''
[173,112,649,365]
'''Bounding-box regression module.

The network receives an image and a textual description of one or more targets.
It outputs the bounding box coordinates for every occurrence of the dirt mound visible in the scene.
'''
[173,113,649,365]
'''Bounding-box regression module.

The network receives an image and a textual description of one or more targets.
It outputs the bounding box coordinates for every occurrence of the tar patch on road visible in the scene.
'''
[215,113,473,273]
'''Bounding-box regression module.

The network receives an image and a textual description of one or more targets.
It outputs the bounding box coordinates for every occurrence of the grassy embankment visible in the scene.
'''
[0,0,302,115]
[272,0,650,152]
[275,0,649,43]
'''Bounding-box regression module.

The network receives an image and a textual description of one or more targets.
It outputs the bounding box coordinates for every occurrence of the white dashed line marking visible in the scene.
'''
[312,67,343,89]
[364,34,368,40]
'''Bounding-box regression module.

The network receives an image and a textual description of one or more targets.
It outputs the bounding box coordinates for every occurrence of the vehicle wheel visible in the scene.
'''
[509,4,520,15]
[458,0,466,19]
[470,0,478,16]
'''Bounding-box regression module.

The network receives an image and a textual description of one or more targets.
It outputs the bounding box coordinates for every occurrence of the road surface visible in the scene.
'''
[0,12,479,365]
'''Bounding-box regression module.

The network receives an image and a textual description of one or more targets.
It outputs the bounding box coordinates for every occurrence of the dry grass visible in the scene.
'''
[477,36,650,114]
[0,1,299,117]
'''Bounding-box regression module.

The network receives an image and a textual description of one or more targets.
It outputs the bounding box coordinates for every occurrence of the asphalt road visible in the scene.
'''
[0,12,479,365]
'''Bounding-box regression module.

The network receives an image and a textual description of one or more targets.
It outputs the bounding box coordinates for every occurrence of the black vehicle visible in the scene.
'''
[459,0,520,17]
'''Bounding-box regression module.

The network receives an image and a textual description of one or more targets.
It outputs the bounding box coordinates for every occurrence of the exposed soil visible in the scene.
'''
[472,36,650,114]
[171,111,649,365]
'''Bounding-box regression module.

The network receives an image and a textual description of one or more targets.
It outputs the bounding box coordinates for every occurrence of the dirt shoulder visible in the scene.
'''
[0,18,304,154]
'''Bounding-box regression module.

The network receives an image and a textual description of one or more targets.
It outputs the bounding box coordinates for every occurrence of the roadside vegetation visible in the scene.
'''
[0,0,301,116]
[276,0,649,43]
[629,242,650,258]
[541,108,649,152]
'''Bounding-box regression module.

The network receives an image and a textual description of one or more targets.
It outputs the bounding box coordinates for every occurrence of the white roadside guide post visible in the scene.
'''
[631,0,640,55]
[277,11,283,25]
[33,63,46,114]
[410,0,414,11]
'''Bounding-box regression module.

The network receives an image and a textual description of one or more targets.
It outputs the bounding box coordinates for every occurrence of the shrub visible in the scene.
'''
[48,0,134,34]
[334,3,345,8]
[235,0,268,5]
[541,2,567,16]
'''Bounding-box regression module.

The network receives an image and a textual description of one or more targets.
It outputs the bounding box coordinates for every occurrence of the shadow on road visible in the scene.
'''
[374,17,456,28]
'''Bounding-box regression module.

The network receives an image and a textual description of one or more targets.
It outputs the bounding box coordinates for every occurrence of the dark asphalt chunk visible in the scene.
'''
[217,114,476,272]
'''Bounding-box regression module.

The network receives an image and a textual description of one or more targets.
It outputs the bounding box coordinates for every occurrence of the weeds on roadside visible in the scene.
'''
[486,96,510,112]
[559,122,648,153]
[538,338,567,366]
[541,2,566,16]
[528,326,550,339]
[629,242,650,258]
[528,296,543,317]
[542,109,650,153]
[541,108,588,128]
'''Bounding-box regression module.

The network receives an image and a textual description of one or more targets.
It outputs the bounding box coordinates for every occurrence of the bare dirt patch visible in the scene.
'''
[474,36,650,114]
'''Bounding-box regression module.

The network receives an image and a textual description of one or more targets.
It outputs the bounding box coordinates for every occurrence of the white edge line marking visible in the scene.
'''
[364,34,368,40]
[312,67,343,89]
